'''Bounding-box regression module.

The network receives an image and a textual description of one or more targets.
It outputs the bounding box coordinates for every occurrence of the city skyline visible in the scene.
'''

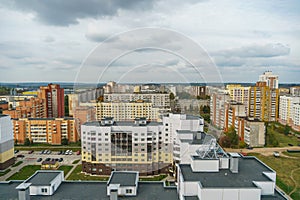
[0,1,299,83]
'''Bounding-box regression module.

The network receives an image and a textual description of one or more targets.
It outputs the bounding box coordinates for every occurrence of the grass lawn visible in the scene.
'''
[66,165,109,181]
[282,152,300,158]
[58,165,73,177]
[72,159,80,164]
[139,174,167,181]
[6,165,41,181]
[12,161,23,167]
[0,168,11,177]
[248,153,300,199]
[266,123,300,147]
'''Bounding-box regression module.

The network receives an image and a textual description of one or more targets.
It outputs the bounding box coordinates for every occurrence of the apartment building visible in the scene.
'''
[3,97,46,118]
[190,86,206,98]
[103,93,170,108]
[226,84,250,113]
[249,81,279,122]
[259,71,279,89]
[38,84,64,118]
[210,92,230,129]
[0,115,14,170]
[12,118,78,145]
[74,106,96,135]
[81,114,203,175]
[243,119,265,147]
[279,95,300,131]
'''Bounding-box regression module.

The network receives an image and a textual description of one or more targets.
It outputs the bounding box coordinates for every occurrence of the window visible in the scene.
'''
[41,188,48,193]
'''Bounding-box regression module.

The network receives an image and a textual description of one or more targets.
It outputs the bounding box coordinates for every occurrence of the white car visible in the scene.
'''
[273,151,280,157]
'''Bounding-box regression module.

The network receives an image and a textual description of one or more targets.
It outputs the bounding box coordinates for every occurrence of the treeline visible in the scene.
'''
[0,86,10,95]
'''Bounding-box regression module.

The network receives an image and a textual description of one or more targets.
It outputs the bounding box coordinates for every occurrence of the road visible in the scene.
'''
[0,150,81,181]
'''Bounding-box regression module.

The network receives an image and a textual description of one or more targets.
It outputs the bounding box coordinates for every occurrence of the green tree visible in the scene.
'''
[224,126,239,148]
[24,138,31,146]
[61,137,68,145]
[283,125,291,135]
[64,95,69,116]
[169,92,175,100]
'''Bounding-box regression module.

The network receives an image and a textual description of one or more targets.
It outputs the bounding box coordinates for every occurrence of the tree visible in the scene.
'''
[24,138,31,146]
[15,139,18,145]
[219,135,231,148]
[169,92,175,100]
[284,125,291,135]
[64,95,69,116]
[223,126,239,148]
[61,137,68,145]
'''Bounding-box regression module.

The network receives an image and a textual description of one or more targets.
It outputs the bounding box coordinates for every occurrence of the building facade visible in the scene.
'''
[13,118,78,145]
[278,95,300,131]
[103,93,170,108]
[38,84,64,118]
[249,81,279,122]
[210,92,230,129]
[0,115,14,169]
[3,97,46,119]
[258,71,279,89]
[96,100,170,122]
[81,114,203,176]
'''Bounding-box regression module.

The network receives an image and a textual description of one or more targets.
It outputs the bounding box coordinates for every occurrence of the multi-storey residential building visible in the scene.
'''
[279,95,300,131]
[226,84,250,113]
[103,93,170,108]
[74,106,96,135]
[224,101,247,132]
[38,84,64,118]
[12,118,77,145]
[81,114,203,176]
[290,86,300,96]
[249,81,279,122]
[96,100,170,122]
[190,86,206,98]
[0,115,14,169]
[243,118,265,147]
[258,71,279,89]
[3,97,46,118]
[210,92,230,129]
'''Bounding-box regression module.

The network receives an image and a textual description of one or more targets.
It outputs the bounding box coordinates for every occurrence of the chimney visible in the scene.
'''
[229,153,240,173]
[110,189,118,200]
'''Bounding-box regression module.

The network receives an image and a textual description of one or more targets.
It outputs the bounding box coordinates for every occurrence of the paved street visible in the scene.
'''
[0,150,81,181]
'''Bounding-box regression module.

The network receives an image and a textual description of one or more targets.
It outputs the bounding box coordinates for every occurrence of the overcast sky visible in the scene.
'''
[0,0,299,83]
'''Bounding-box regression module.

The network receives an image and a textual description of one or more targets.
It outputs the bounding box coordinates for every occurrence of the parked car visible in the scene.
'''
[68,150,73,155]
[17,154,25,158]
[28,150,34,154]
[46,150,52,154]
[45,158,51,161]
[76,150,81,155]
[246,146,253,150]
[273,151,280,157]
[58,158,63,162]
[58,151,62,155]
[65,150,70,155]
[36,158,42,162]
[14,150,19,154]
[288,143,294,146]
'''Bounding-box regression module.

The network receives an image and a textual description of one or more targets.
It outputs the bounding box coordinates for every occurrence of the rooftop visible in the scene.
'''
[24,171,62,186]
[108,171,138,187]
[0,181,179,200]
[179,157,273,188]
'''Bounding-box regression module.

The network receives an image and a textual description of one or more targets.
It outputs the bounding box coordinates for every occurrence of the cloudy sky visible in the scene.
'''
[0,0,299,83]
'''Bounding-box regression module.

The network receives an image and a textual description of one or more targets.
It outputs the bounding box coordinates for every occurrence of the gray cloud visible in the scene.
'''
[214,43,290,58]
[3,0,156,26]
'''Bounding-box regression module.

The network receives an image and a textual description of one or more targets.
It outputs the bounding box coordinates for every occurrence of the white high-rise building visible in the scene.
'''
[279,95,300,131]
[0,114,14,169]
[258,71,279,89]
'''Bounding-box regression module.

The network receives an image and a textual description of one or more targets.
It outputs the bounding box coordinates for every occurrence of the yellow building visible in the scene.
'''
[0,115,15,170]
[96,100,168,121]
[249,82,279,122]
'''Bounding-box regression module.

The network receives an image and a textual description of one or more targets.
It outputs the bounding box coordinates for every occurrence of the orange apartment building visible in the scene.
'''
[13,118,78,145]
[3,97,46,118]
[38,84,65,118]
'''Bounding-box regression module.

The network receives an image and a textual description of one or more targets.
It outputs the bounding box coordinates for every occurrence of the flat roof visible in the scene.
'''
[108,171,137,186]
[24,171,61,186]
[0,114,9,118]
[179,157,273,188]
[0,181,179,200]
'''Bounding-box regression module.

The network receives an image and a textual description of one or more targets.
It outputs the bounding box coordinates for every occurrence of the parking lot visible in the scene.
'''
[14,150,81,165]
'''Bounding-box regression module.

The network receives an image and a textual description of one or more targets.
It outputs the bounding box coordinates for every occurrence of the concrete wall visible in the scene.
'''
[191,159,219,172]
[198,187,261,200]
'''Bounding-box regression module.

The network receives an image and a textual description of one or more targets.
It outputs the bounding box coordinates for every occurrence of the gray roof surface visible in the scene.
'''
[184,196,199,200]
[179,157,273,188]
[25,171,61,186]
[108,172,137,186]
[0,181,179,200]
[0,114,8,118]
